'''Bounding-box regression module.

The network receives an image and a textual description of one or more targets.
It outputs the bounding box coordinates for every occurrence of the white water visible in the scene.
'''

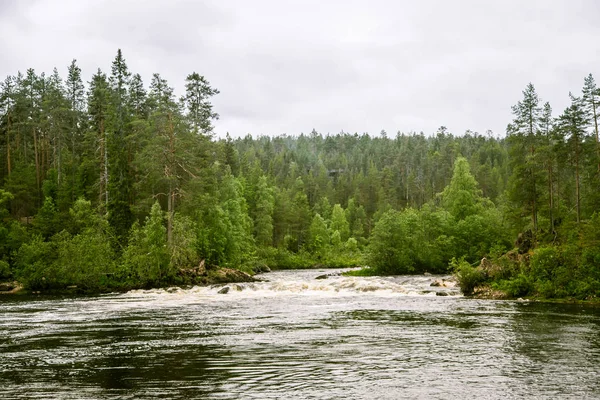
[2,269,599,400]
[125,269,460,301]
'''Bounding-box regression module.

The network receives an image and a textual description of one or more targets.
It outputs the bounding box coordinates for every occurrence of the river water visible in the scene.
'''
[1,269,599,399]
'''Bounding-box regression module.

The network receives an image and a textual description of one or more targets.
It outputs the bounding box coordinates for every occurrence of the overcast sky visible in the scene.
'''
[1,0,599,138]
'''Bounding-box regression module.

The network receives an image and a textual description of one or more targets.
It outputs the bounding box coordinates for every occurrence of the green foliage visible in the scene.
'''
[496,274,534,298]
[34,197,59,239]
[15,235,59,290]
[3,54,600,298]
[440,157,484,220]
[54,228,116,291]
[0,260,11,280]
[330,204,350,242]
[169,214,199,270]
[253,176,274,247]
[366,209,416,274]
[452,258,484,296]
[196,172,254,267]
[530,247,561,281]
[123,202,170,286]
[258,247,314,269]
[308,213,329,253]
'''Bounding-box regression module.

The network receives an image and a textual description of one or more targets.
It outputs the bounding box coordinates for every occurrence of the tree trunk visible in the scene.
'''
[6,112,11,176]
[530,144,537,232]
[99,119,108,211]
[71,126,76,202]
[167,182,173,246]
[575,137,581,224]
[166,113,175,246]
[33,129,41,204]
[57,128,62,185]
[104,123,109,207]
[548,162,554,233]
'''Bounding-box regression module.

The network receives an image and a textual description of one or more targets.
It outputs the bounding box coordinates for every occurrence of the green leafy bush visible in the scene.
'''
[499,274,533,298]
[452,258,483,295]
[0,260,11,280]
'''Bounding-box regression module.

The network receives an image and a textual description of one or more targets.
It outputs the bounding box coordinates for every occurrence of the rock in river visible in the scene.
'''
[218,286,230,294]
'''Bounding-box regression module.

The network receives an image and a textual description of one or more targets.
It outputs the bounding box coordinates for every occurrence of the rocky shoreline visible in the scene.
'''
[0,265,259,296]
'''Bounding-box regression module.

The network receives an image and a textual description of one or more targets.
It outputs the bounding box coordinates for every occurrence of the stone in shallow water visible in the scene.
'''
[218,286,230,294]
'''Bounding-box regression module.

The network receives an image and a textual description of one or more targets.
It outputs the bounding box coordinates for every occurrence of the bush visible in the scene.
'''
[530,247,561,281]
[258,247,314,269]
[365,209,416,274]
[123,203,171,287]
[452,258,484,295]
[499,274,533,298]
[54,229,116,291]
[16,235,60,290]
[0,260,11,280]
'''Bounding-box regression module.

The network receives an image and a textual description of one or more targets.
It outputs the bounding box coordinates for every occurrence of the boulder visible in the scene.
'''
[252,264,271,274]
[218,286,230,294]
[315,274,328,280]
[208,268,257,284]
[0,282,24,295]
[436,291,449,296]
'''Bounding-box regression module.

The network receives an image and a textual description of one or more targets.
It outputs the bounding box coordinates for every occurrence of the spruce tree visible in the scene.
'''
[107,49,133,246]
[65,60,86,203]
[183,72,219,135]
[87,69,110,209]
[507,83,543,232]
[557,94,589,224]
[582,74,600,172]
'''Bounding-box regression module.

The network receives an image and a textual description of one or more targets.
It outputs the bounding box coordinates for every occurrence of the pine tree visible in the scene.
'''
[65,60,85,202]
[507,83,543,232]
[582,74,600,172]
[538,102,555,232]
[254,176,274,246]
[440,157,484,220]
[0,76,16,179]
[557,94,589,224]
[183,72,219,135]
[107,49,133,246]
[87,69,110,209]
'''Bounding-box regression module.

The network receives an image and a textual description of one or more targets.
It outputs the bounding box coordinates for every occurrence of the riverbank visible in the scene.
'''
[0,266,258,296]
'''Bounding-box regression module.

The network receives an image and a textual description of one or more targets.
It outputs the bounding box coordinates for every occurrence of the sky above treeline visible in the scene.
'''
[1,0,599,139]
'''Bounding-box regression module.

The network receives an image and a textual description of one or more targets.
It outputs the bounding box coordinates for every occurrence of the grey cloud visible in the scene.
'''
[1,0,599,138]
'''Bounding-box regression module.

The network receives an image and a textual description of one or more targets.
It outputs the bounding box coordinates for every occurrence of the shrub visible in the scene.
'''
[530,247,561,281]
[452,258,484,295]
[500,274,533,298]
[0,260,11,280]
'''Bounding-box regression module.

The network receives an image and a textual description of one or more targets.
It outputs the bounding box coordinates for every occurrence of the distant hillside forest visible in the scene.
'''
[1,50,599,299]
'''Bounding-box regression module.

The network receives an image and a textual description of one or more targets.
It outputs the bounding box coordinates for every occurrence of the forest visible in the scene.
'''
[1,49,599,300]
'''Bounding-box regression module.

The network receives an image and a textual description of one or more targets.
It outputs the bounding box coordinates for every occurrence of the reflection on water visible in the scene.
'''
[1,269,599,399]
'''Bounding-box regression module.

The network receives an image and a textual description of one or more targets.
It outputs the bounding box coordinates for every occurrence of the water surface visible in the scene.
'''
[1,269,599,399]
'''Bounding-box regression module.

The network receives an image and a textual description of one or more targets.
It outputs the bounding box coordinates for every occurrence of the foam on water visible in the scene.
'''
[124,269,461,301]
[1,269,600,400]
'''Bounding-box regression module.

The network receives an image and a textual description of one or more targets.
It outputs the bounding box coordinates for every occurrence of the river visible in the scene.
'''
[1,269,599,399]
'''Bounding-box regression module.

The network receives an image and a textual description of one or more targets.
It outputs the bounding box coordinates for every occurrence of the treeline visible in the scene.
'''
[1,50,599,298]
